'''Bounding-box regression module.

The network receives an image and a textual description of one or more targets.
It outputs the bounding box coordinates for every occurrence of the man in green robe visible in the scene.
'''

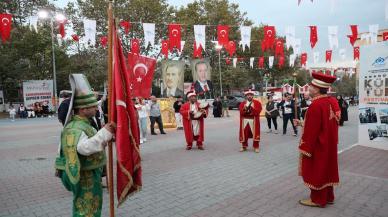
[55,74,115,217]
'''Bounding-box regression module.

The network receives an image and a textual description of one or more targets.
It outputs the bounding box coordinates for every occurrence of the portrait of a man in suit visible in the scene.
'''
[162,60,184,97]
[192,60,213,99]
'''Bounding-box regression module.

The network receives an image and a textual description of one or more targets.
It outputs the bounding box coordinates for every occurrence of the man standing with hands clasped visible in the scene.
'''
[55,74,116,217]
[293,72,341,208]
[239,89,262,153]
[180,91,208,150]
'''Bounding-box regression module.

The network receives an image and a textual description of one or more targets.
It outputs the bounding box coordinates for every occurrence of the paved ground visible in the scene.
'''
[0,106,387,217]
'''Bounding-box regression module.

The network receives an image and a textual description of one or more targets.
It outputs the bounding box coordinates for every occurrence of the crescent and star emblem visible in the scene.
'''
[172,29,179,37]
[2,17,10,26]
[220,30,226,37]
[133,63,148,83]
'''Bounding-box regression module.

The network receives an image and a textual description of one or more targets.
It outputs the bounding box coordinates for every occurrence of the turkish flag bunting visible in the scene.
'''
[353,47,360,60]
[0,13,12,43]
[309,26,318,48]
[325,50,332,63]
[57,20,66,38]
[168,24,181,51]
[110,24,142,206]
[226,41,236,57]
[127,52,156,98]
[275,39,284,57]
[100,36,107,48]
[217,25,229,47]
[161,40,169,59]
[193,42,203,58]
[383,32,388,41]
[225,57,231,65]
[278,56,284,68]
[263,26,276,51]
[131,38,140,55]
[258,56,265,68]
[71,34,79,42]
[261,40,266,53]
[120,20,131,35]
[347,25,358,46]
[301,53,308,66]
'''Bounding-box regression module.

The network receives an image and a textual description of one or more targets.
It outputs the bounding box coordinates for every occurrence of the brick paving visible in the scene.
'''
[1,107,387,217]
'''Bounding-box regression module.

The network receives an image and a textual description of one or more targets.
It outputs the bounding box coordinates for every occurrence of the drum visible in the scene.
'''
[193,101,209,119]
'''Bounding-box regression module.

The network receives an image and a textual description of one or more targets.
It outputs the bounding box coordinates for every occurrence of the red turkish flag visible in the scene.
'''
[309,26,318,48]
[131,38,140,55]
[57,20,66,38]
[347,25,358,46]
[71,34,79,42]
[226,41,236,57]
[383,32,388,41]
[168,24,181,51]
[275,39,284,57]
[278,56,284,68]
[325,50,332,63]
[225,57,231,65]
[263,26,276,51]
[161,40,169,59]
[128,52,156,98]
[100,36,107,48]
[0,13,12,43]
[217,25,229,47]
[193,42,203,58]
[301,53,308,66]
[353,46,360,60]
[110,24,142,206]
[120,20,131,35]
[258,56,264,68]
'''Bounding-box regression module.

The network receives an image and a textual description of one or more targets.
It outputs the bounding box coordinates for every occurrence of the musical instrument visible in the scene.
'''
[244,101,253,115]
[193,101,209,119]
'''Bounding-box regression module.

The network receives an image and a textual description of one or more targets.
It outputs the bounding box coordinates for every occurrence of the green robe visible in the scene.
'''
[55,115,106,217]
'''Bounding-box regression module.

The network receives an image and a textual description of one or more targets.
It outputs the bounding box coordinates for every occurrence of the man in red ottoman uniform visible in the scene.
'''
[180,91,208,150]
[239,89,262,153]
[294,72,341,207]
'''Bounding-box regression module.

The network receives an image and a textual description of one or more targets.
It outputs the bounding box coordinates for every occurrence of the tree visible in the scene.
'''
[0,0,69,102]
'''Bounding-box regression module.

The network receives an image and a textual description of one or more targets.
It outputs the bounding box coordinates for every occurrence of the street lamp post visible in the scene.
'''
[215,44,223,96]
[38,10,65,111]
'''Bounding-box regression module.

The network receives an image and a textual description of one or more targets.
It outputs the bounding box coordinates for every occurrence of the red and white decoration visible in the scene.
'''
[194,25,206,51]
[83,19,96,46]
[326,50,332,63]
[309,26,318,48]
[217,25,229,47]
[240,26,251,51]
[262,26,276,51]
[0,13,12,43]
[168,24,182,51]
[120,20,131,35]
[143,23,155,47]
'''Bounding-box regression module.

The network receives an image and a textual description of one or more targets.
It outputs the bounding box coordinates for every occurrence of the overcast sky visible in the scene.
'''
[53,0,388,63]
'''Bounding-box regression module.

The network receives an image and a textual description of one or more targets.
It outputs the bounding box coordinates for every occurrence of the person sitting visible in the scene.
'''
[18,104,28,119]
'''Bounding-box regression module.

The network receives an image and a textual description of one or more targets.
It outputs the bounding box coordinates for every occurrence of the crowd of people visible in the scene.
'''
[54,72,352,216]
[7,101,53,121]
[260,92,350,136]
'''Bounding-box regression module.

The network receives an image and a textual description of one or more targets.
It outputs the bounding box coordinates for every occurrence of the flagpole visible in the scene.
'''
[107,1,115,217]
[292,72,299,120]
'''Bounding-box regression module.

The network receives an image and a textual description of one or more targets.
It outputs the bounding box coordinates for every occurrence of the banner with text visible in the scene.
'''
[359,42,388,150]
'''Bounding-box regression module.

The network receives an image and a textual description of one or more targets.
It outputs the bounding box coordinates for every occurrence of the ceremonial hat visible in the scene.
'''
[64,74,98,125]
[244,89,255,96]
[187,90,197,98]
[310,72,337,89]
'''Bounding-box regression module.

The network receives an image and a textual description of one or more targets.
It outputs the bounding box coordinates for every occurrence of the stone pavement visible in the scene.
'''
[0,106,387,217]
